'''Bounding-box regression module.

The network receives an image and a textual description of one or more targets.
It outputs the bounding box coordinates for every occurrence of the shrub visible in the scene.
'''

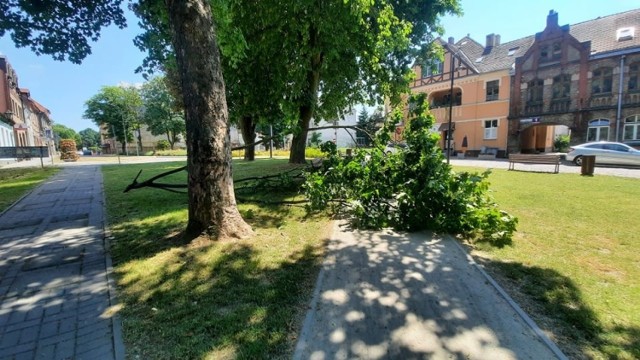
[59,139,79,162]
[304,94,517,247]
[156,139,171,150]
[554,134,570,152]
[305,147,326,158]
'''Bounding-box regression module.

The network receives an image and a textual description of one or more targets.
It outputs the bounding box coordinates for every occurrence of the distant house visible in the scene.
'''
[410,34,530,157]
[0,55,55,155]
[509,9,640,152]
[411,8,640,156]
[99,124,186,154]
[309,108,359,148]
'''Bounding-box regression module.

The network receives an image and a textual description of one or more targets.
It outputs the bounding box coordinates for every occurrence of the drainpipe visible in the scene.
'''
[615,55,625,142]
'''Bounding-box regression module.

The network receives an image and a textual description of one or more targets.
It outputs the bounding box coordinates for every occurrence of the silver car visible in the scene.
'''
[565,141,640,166]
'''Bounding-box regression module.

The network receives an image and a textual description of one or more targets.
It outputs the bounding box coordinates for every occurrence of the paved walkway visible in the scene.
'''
[294,224,567,360]
[0,166,123,360]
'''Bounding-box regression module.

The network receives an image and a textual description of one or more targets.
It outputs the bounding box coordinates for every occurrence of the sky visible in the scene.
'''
[0,1,638,132]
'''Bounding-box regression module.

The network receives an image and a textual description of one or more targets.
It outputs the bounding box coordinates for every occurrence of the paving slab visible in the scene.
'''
[0,166,123,360]
[294,224,567,360]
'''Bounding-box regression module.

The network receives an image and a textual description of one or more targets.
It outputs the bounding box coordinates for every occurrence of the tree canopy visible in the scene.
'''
[0,0,126,63]
[83,85,142,153]
[52,123,81,148]
[139,77,185,149]
[78,128,101,148]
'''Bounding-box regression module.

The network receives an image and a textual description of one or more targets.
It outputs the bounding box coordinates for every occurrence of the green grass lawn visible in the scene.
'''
[102,159,331,359]
[454,167,640,359]
[0,167,60,212]
[104,159,639,359]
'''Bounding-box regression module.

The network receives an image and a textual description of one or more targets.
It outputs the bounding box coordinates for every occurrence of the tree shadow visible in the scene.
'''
[295,229,563,359]
[115,241,325,359]
[476,258,640,359]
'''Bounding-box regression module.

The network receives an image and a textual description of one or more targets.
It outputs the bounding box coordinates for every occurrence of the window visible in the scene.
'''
[592,68,613,94]
[624,114,640,141]
[587,119,610,142]
[484,119,498,139]
[629,63,639,92]
[527,79,544,102]
[508,47,519,56]
[552,42,562,60]
[539,45,549,61]
[552,75,571,99]
[486,80,499,101]
[421,59,443,78]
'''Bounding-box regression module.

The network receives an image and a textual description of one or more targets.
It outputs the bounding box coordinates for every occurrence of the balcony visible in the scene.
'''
[624,92,640,106]
[589,94,615,109]
[549,99,572,113]
[524,101,543,115]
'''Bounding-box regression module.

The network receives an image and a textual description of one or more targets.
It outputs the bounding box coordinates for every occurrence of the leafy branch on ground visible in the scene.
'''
[303,93,518,247]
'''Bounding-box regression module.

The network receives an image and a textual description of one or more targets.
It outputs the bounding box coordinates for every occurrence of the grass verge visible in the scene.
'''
[102,159,331,359]
[0,167,60,212]
[454,167,640,359]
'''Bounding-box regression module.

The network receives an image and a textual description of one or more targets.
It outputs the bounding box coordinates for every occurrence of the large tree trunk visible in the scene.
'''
[166,0,252,240]
[239,115,256,161]
[289,27,322,164]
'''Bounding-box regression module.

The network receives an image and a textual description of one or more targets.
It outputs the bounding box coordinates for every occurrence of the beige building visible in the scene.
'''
[100,124,185,154]
[410,35,530,157]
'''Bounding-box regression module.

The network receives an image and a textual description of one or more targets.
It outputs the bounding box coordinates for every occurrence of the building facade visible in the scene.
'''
[509,10,640,152]
[0,55,55,154]
[411,34,530,157]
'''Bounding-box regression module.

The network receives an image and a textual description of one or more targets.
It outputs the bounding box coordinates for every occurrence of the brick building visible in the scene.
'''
[0,55,55,154]
[509,9,640,152]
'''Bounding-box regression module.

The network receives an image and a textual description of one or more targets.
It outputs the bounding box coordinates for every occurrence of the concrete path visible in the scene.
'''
[294,224,566,360]
[0,166,123,360]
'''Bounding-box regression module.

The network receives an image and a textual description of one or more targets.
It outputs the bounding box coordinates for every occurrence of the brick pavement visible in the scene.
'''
[0,166,123,360]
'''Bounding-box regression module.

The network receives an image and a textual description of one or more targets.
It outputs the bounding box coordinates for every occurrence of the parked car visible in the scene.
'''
[624,139,640,150]
[565,141,640,166]
[384,142,408,154]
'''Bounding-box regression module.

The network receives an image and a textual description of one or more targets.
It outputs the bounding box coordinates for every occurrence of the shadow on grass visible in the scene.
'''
[115,242,322,359]
[478,258,640,359]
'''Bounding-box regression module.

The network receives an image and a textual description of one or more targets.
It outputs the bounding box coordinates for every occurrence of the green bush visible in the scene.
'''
[156,139,171,150]
[304,94,517,247]
[554,134,570,152]
[305,147,326,158]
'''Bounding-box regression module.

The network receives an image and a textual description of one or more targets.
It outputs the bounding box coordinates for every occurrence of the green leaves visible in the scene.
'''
[0,0,126,63]
[139,76,185,149]
[304,93,517,247]
[83,85,143,144]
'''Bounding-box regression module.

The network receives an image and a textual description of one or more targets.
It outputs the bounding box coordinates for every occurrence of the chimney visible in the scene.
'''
[547,10,558,28]
[495,34,501,46]
[486,33,495,48]
[448,37,454,44]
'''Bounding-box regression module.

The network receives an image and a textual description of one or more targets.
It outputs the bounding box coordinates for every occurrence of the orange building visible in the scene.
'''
[410,35,530,158]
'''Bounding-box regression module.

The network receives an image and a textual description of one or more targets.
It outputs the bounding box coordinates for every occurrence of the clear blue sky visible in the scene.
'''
[0,1,638,132]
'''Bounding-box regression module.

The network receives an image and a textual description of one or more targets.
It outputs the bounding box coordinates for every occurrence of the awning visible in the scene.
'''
[437,122,455,132]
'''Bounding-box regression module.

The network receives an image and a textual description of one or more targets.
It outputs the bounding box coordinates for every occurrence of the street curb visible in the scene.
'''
[449,237,568,360]
[99,166,126,360]
[292,220,338,360]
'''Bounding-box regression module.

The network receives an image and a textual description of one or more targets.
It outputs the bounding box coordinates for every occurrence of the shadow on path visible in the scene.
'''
[295,225,565,359]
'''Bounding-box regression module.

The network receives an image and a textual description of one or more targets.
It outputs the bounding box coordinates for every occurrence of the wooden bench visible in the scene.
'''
[508,154,561,173]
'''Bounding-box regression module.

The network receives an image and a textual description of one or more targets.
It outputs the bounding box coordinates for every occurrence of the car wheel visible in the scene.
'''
[573,155,583,166]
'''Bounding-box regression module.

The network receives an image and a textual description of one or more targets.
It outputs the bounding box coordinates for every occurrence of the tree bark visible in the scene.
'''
[289,26,322,164]
[239,115,256,161]
[166,0,252,240]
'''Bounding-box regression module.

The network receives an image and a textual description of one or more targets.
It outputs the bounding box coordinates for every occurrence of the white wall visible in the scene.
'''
[311,108,359,148]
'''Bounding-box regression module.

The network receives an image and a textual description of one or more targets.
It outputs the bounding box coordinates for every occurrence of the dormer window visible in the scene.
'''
[421,59,444,78]
[617,27,635,41]
[508,47,519,56]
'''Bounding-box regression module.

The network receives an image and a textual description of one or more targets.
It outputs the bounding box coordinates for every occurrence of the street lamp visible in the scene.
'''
[446,52,464,164]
